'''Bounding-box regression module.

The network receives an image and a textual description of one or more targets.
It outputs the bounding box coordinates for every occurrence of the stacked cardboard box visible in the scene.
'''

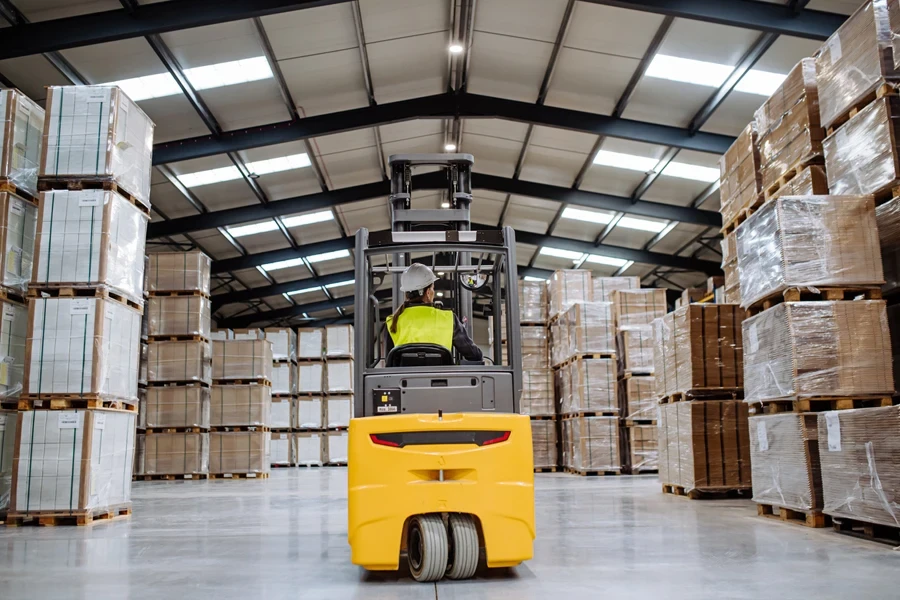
[295,327,325,466]
[323,325,352,465]
[520,326,553,417]
[265,327,296,467]
[628,425,658,473]
[719,123,763,229]
[566,416,620,474]
[548,269,591,319]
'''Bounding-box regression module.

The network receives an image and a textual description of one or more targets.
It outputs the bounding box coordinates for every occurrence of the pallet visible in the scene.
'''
[296,391,325,397]
[211,379,272,387]
[18,396,137,412]
[324,462,348,467]
[755,396,895,414]
[297,357,325,362]
[27,284,143,312]
[721,199,763,236]
[0,286,26,305]
[624,419,657,427]
[208,472,269,479]
[147,289,210,298]
[620,370,654,380]
[146,380,210,388]
[658,389,743,404]
[562,411,619,418]
[747,285,883,314]
[757,503,831,528]
[297,463,323,468]
[209,425,270,432]
[270,463,296,468]
[567,468,621,477]
[826,81,899,136]
[326,426,349,431]
[762,154,826,200]
[5,504,131,527]
[534,466,558,473]
[630,468,658,475]
[38,178,149,215]
[555,353,617,369]
[138,473,209,481]
[145,426,205,434]
[831,516,900,546]
[0,179,37,204]
[147,334,208,342]
[520,321,548,327]
[271,394,295,400]
[529,415,557,421]
[662,484,751,500]
[273,358,298,365]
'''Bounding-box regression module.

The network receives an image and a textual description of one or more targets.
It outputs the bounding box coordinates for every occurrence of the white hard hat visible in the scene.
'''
[400,263,438,293]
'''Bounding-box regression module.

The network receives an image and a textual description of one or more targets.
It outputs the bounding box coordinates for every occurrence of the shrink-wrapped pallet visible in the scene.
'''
[0,299,26,399]
[25,297,141,400]
[531,420,557,469]
[212,339,273,382]
[0,192,37,293]
[264,327,296,362]
[326,360,353,393]
[519,280,548,323]
[657,400,752,492]
[817,405,900,527]
[592,276,640,303]
[742,301,893,403]
[146,339,211,384]
[610,289,666,330]
[889,303,900,390]
[622,376,656,422]
[735,196,883,308]
[876,195,900,293]
[719,122,762,226]
[33,190,148,302]
[144,385,210,429]
[651,304,744,400]
[232,328,263,340]
[134,432,145,476]
[209,431,270,475]
[549,320,566,369]
[557,301,615,364]
[756,59,820,138]
[0,409,16,511]
[271,362,295,396]
[521,369,554,416]
[10,409,135,513]
[137,387,146,429]
[326,396,351,429]
[270,431,292,466]
[618,326,654,375]
[297,328,324,359]
[294,432,323,466]
[521,326,549,369]
[0,89,43,197]
[767,165,829,200]
[749,413,823,512]
[549,269,591,318]
[560,357,617,415]
[298,362,324,394]
[325,324,353,358]
[146,295,210,338]
[628,425,658,473]
[147,251,211,295]
[824,96,900,197]
[142,431,208,476]
[569,416,620,472]
[269,397,292,430]
[41,86,154,207]
[721,231,741,306]
[294,396,323,429]
[325,430,348,464]
[816,0,899,131]
[209,384,270,428]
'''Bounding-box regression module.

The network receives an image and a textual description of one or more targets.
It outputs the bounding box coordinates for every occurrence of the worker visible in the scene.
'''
[386,263,484,361]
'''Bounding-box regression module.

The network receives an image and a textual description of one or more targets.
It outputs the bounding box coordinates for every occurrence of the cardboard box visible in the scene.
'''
[592,276,640,303]
[568,416,620,472]
[142,431,208,476]
[521,369,554,416]
[889,303,900,389]
[531,419,557,469]
[719,122,762,226]
[146,339,211,384]
[0,192,37,293]
[270,431,293,466]
[0,409,16,511]
[209,384,271,427]
[755,58,819,138]
[520,325,549,369]
[750,413,823,512]
[208,431,270,475]
[270,397,291,429]
[41,86,154,207]
[0,298,27,399]
[209,329,232,341]
[146,295,210,338]
[622,375,656,422]
[147,251,211,295]
[706,276,725,293]
[876,195,900,293]
[232,328,263,340]
[271,362,295,395]
[137,387,146,429]
[736,196,883,308]
[657,400,752,491]
[33,189,148,302]
[559,357,617,415]
[519,280,548,323]
[138,341,147,387]
[294,432,323,466]
[0,89,43,198]
[144,385,210,429]
[678,288,707,307]
[618,326,654,375]
[324,430,347,464]
[11,409,135,513]
[552,301,615,366]
[294,397,323,429]
[326,360,353,394]
[721,231,741,306]
[326,396,351,429]
[743,300,894,402]
[325,324,353,357]
[627,424,658,473]
[611,289,666,330]
[264,327,297,362]
[25,296,141,400]
[549,269,591,318]
[212,339,273,382]
[767,164,829,200]
[297,328,324,359]
[297,362,324,394]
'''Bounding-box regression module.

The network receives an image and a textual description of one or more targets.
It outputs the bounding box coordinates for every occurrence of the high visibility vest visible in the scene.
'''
[386,305,454,351]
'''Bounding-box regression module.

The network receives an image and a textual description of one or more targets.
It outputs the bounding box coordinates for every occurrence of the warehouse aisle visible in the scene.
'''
[1,470,897,599]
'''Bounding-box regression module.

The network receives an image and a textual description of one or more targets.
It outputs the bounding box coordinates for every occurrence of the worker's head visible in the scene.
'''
[400,263,438,304]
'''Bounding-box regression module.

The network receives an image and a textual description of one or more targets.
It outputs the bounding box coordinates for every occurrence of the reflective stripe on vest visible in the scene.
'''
[386,305,454,351]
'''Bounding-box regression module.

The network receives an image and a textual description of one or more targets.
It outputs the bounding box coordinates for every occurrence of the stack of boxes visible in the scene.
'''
[143,251,212,480]
[9,85,152,523]
[265,327,297,467]
[295,327,325,466]
[324,325,353,466]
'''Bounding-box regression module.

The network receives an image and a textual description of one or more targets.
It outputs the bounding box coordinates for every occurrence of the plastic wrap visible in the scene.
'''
[755,58,819,138]
[767,165,829,200]
[297,327,324,359]
[521,369,554,416]
[325,324,353,357]
[146,295,210,338]
[147,251,211,295]
[142,431,209,476]
[569,416,620,472]
[549,269,591,318]
[742,300,893,403]
[325,430,348,464]
[0,409,15,510]
[891,0,900,69]
[817,405,900,527]
[0,192,37,293]
[735,195,883,308]
[209,384,271,427]
[657,400,752,491]
[144,385,210,429]
[628,425,658,473]
[134,432,145,476]
[264,327,297,362]
[41,86,155,207]
[622,375,656,421]
[0,299,26,399]
[294,432,323,466]
[520,325,549,368]
[33,190,148,302]
[271,362,296,395]
[270,397,292,429]
[0,90,43,197]
[294,397,323,429]
[592,276,640,303]
[611,289,666,330]
[721,231,741,305]
[824,96,900,197]
[749,413,822,512]
[720,177,763,230]
[270,431,293,466]
[816,0,899,131]
[519,280,548,323]
[209,431,270,475]
[759,102,824,193]
[146,339,211,384]
[11,409,135,513]
[212,339,273,382]
[326,396,351,429]
[298,362,324,394]
[617,326,654,374]
[558,301,616,364]
[26,297,141,400]
[719,122,762,226]
[560,357,617,415]
[326,359,353,393]
[651,304,744,400]
[876,195,900,292]
[531,420,558,468]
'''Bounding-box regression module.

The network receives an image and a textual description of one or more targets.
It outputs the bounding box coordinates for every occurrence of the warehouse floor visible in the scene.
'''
[1,470,897,599]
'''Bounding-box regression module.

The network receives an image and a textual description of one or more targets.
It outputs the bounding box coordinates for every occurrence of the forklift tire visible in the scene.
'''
[445,513,479,580]
[408,514,449,582]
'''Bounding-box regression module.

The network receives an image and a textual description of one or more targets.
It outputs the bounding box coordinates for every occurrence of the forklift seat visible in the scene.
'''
[386,343,453,368]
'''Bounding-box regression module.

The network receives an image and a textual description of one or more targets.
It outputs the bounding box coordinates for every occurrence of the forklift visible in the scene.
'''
[347,154,535,582]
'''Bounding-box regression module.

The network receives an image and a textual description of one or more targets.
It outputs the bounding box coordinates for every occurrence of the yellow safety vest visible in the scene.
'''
[386,305,454,351]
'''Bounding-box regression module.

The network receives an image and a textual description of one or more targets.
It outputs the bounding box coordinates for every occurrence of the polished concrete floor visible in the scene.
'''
[1,470,898,599]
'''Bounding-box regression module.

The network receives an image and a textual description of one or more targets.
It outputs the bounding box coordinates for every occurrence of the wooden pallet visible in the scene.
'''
[0,179,38,204]
[0,285,26,305]
[296,391,325,397]
[630,468,658,475]
[208,472,270,479]
[658,389,744,404]
[567,468,621,477]
[324,354,354,361]
[147,289,210,298]
[756,396,895,414]
[146,380,211,388]
[18,396,137,412]
[747,285,883,314]
[270,463,296,468]
[620,370,654,380]
[211,379,272,387]
[757,503,831,528]
[271,394,295,400]
[209,425,270,432]
[297,357,325,363]
[624,419,657,427]
[38,178,149,215]
[27,284,143,312]
[554,353,617,369]
[562,411,619,418]
[831,516,900,546]
[5,504,132,527]
[534,466,558,473]
[145,426,205,434]
[662,484,751,500]
[297,463,323,468]
[529,415,557,421]
[273,358,298,365]
[138,473,209,481]
[324,462,348,467]
[520,321,548,327]
[826,81,899,136]
[762,154,826,200]
[721,199,764,236]
[147,334,208,342]
[325,426,349,432]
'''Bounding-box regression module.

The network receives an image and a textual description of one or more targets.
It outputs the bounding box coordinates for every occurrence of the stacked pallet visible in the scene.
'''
[9,85,152,526]
[296,327,326,466]
[263,327,297,468]
[143,251,212,481]
[323,325,352,466]
[518,282,556,470]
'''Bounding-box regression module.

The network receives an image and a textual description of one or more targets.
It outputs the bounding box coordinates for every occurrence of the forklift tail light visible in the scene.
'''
[369,434,401,447]
[481,431,511,446]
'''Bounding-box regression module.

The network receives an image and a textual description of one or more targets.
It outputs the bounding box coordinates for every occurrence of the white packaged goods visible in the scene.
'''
[265,327,296,362]
[41,86,154,208]
[210,384,271,427]
[610,289,667,329]
[146,340,211,384]
[295,432,323,466]
[298,362,323,393]
[294,397,323,429]
[33,190,148,301]
[147,251,211,295]
[25,297,141,400]
[326,360,353,393]
[0,90,44,197]
[212,340,273,382]
[147,295,211,338]
[559,358,617,415]
[298,327,323,359]
[325,324,353,357]
[592,276,640,303]
[271,362,295,395]
[325,430,348,464]
[144,385,210,429]
[0,409,16,511]
[0,299,27,399]
[270,397,291,429]
[0,192,37,293]
[209,329,232,341]
[549,269,591,318]
[232,328,264,340]
[326,396,351,428]
[270,432,292,465]
[11,409,135,513]
[143,432,209,476]
[209,431,270,475]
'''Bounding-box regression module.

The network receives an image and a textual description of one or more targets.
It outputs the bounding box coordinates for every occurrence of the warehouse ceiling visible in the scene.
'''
[0,0,858,326]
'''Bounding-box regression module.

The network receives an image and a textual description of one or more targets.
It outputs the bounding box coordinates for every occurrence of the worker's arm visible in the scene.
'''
[451,315,484,361]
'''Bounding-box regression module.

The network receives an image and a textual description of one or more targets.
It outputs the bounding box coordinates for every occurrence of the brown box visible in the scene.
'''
[627,424,658,473]
[759,97,825,195]
[143,432,209,476]
[147,295,211,338]
[767,164,829,200]
[0,89,43,197]
[521,369,554,416]
[876,195,900,293]
[520,326,549,369]
[618,326,654,375]
[652,304,745,399]
[210,384,271,427]
[519,280,548,323]
[611,289,666,330]
[147,251,211,295]
[531,419,557,469]
[755,58,819,138]
[549,269,591,318]
[209,431,270,475]
[719,122,762,226]
[147,339,211,384]
[622,375,656,422]
[721,231,741,305]
[742,300,894,403]
[144,385,210,429]
[657,400,752,491]
[592,276,640,303]
[568,416,620,472]
[211,339,273,382]
[555,301,615,365]
[750,413,823,512]
[706,276,725,293]
[735,195,884,308]
[0,192,37,293]
[559,357,617,415]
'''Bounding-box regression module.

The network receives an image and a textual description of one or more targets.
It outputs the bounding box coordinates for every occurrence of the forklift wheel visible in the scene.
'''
[445,514,479,580]
[408,514,448,582]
